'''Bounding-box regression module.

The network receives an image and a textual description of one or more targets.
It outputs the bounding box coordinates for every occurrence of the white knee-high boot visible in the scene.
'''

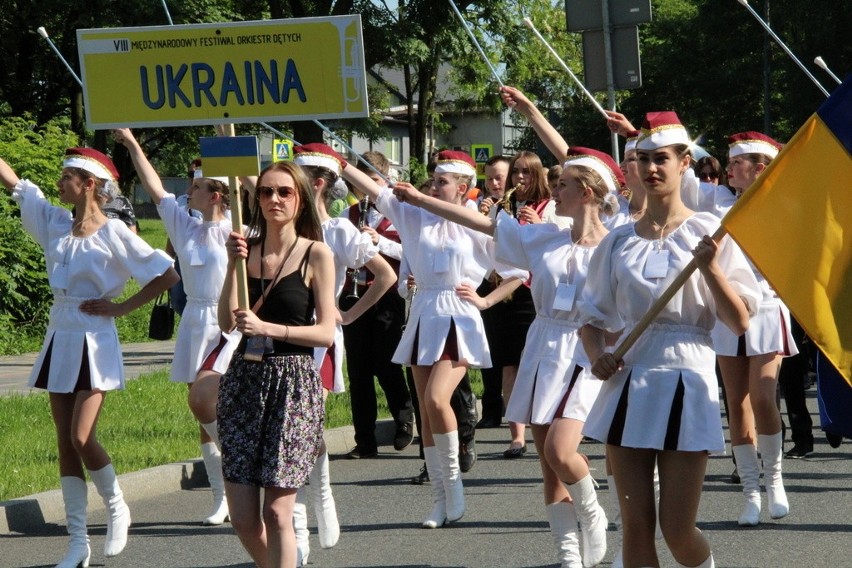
[565,474,608,568]
[433,431,464,522]
[675,553,715,568]
[309,449,339,548]
[201,420,220,449]
[758,432,789,519]
[89,464,131,557]
[293,487,310,567]
[422,446,446,528]
[200,442,229,525]
[546,502,582,568]
[56,476,90,568]
[731,444,761,526]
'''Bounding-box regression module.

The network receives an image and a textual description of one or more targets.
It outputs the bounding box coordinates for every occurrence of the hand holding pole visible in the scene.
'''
[611,226,727,361]
[223,123,250,310]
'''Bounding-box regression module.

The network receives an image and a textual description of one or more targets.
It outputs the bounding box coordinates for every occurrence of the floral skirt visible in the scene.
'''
[218,352,324,489]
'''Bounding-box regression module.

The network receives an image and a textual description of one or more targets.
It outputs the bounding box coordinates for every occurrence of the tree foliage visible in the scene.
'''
[0,116,79,353]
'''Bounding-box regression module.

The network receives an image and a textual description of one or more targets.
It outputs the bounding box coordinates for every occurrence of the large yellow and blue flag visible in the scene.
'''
[722,76,852,386]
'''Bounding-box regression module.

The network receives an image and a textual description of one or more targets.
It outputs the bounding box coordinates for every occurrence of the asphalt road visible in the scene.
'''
[2,402,850,568]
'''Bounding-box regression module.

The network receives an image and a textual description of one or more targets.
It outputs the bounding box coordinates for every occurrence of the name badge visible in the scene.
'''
[643,250,670,279]
[433,250,450,273]
[553,283,577,311]
[190,245,207,266]
[48,262,70,289]
[244,335,274,362]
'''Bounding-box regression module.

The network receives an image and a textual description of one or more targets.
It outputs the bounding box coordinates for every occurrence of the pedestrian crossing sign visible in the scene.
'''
[274,139,293,162]
[471,144,493,180]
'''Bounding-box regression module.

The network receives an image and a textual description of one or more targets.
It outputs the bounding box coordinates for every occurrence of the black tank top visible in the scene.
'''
[240,243,315,356]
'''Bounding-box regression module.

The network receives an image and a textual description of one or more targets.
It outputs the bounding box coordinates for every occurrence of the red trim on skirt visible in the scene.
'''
[199,334,229,372]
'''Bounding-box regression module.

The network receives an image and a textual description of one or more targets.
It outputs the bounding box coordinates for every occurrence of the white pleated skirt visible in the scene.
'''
[28,296,124,393]
[393,287,491,368]
[711,299,798,357]
[583,323,726,453]
[506,317,602,425]
[171,297,240,383]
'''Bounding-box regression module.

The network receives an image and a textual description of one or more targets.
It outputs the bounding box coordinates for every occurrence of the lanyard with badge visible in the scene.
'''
[643,224,670,280]
[243,238,299,362]
[554,229,594,311]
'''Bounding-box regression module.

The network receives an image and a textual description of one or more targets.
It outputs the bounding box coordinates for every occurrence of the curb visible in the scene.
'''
[0,419,399,535]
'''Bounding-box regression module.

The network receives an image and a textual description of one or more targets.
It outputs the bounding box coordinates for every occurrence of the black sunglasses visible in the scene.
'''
[698,171,718,181]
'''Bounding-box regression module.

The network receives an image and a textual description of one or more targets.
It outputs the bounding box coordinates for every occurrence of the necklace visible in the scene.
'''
[570,225,600,246]
[646,210,686,234]
[71,213,100,234]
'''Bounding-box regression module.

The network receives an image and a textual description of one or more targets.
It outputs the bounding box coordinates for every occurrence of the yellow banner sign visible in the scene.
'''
[76,16,368,129]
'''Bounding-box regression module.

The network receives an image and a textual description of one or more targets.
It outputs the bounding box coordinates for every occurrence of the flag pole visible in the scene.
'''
[736,0,829,97]
[221,125,251,310]
[522,18,609,120]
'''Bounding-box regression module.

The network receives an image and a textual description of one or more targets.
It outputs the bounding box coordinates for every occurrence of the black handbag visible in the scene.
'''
[148,291,175,340]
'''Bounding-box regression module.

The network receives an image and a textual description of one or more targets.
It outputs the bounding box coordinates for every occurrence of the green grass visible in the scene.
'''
[0,365,483,502]
[0,370,198,501]
[1,215,486,500]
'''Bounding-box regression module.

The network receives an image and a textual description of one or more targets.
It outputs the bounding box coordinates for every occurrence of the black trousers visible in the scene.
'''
[778,317,814,447]
[341,292,415,453]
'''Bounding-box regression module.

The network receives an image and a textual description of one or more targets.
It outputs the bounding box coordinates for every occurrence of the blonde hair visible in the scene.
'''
[565,165,620,218]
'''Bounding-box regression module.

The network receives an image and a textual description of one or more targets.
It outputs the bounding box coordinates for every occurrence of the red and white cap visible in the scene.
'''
[623,129,641,154]
[563,146,625,193]
[293,143,348,175]
[63,147,119,182]
[727,131,782,160]
[434,150,476,178]
[636,111,691,150]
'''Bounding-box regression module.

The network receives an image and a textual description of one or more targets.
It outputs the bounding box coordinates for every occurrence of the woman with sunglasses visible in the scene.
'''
[711,132,796,527]
[217,160,336,568]
[0,148,178,568]
[116,128,242,528]
[694,156,726,187]
[344,150,527,529]
[581,113,760,568]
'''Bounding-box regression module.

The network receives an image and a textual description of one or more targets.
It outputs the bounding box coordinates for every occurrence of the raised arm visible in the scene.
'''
[392,182,496,236]
[605,111,638,138]
[0,156,21,191]
[341,165,384,202]
[500,86,569,162]
[114,128,167,205]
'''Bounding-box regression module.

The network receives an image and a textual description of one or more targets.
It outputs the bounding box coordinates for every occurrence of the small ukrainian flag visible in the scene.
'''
[199,136,260,177]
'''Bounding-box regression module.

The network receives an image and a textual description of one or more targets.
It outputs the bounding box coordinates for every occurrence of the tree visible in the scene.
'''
[0,116,79,353]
